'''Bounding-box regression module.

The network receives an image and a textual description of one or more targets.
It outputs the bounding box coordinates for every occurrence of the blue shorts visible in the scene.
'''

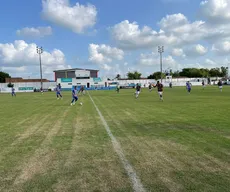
[56,91,61,95]
[73,96,78,100]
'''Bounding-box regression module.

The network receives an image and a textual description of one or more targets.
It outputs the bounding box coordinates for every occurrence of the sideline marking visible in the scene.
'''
[88,92,146,192]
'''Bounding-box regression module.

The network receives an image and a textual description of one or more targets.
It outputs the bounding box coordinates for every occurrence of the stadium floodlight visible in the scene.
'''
[158,46,164,83]
[36,46,43,91]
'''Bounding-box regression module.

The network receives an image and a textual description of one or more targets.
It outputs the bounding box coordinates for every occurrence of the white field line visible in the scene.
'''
[88,92,146,192]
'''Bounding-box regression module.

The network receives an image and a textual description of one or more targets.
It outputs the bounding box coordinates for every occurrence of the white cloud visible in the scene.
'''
[111,20,178,50]
[159,13,188,29]
[172,48,186,57]
[195,44,208,55]
[42,0,97,33]
[99,63,112,71]
[212,41,230,55]
[0,40,71,78]
[16,26,52,38]
[185,44,208,57]
[111,12,230,51]
[89,44,124,64]
[138,52,179,70]
[205,58,216,66]
[111,17,208,50]
[200,0,230,24]
[159,14,209,44]
[1,66,27,73]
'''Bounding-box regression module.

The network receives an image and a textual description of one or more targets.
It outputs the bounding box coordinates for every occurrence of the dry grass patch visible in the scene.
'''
[13,108,69,185]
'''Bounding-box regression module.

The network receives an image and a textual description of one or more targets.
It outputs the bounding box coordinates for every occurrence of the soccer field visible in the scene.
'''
[0,86,230,192]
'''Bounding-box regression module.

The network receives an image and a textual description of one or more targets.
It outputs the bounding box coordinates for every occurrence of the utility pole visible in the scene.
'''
[36,46,43,91]
[158,46,164,83]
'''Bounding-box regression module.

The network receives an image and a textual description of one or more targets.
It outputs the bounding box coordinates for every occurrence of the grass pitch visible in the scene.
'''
[0,86,230,192]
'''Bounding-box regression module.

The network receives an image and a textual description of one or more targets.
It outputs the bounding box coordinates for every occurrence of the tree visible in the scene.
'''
[0,71,11,83]
[7,83,14,88]
[147,74,155,79]
[179,68,202,78]
[127,71,142,79]
[200,68,210,77]
[209,68,222,77]
[116,74,121,79]
[172,70,180,77]
[220,66,228,77]
[147,72,165,80]
[179,68,191,77]
[189,68,202,77]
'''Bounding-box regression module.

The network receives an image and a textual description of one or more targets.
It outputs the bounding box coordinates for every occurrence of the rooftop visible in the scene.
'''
[53,68,99,72]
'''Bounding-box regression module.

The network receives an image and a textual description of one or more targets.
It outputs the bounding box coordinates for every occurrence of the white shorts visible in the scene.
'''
[136,91,140,95]
[158,91,163,95]
[219,86,222,89]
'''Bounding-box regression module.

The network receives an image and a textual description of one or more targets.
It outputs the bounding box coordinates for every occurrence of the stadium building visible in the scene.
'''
[54,68,111,90]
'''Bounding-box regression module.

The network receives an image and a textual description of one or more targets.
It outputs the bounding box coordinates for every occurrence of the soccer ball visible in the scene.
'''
[80,102,83,106]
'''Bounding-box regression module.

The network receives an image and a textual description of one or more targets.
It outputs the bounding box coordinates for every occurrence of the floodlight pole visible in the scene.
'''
[158,46,164,83]
[36,46,43,91]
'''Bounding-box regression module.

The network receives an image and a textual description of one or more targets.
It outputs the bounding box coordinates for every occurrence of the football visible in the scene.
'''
[80,102,83,105]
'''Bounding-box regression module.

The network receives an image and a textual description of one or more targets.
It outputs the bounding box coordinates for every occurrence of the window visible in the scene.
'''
[76,77,90,79]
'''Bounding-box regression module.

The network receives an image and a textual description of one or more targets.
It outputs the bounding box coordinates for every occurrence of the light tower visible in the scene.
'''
[36,46,43,91]
[158,46,164,83]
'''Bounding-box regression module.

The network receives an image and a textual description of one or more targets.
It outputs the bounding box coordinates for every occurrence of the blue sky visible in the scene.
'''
[0,0,230,79]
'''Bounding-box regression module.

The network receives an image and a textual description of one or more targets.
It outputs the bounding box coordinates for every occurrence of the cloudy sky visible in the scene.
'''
[1,0,230,79]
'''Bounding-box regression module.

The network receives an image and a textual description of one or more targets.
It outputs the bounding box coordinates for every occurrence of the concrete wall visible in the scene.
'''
[57,77,106,89]
[0,82,56,89]
[0,77,220,93]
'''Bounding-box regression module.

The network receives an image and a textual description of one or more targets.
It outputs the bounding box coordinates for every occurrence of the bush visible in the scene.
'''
[7,83,14,88]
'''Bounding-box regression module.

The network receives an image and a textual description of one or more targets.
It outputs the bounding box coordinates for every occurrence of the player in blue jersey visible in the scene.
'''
[71,86,78,106]
[186,81,192,94]
[56,84,63,99]
[11,87,16,97]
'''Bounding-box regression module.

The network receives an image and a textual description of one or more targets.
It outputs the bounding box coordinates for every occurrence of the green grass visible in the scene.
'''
[0,86,230,191]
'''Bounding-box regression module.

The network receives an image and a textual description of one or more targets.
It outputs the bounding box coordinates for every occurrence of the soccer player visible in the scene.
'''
[11,87,16,97]
[218,80,223,92]
[56,84,62,99]
[169,82,172,88]
[82,86,85,95]
[202,80,205,90]
[78,86,85,95]
[148,83,152,92]
[186,81,192,94]
[71,86,78,106]
[154,81,163,101]
[135,83,141,99]
[116,84,120,93]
